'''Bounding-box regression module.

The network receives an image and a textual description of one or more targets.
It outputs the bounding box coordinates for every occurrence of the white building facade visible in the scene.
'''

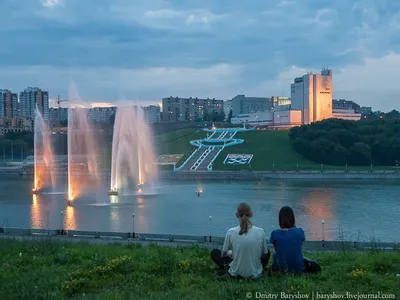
[332,109,361,121]
[291,68,332,125]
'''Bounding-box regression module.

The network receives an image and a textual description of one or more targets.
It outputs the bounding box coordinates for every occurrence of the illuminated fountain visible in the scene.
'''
[67,83,101,204]
[33,106,56,194]
[109,105,157,195]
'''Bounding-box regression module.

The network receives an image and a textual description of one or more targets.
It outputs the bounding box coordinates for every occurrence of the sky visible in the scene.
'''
[1,0,400,111]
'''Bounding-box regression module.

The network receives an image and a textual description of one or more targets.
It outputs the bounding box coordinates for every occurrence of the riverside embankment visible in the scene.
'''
[3,168,400,180]
[1,228,399,252]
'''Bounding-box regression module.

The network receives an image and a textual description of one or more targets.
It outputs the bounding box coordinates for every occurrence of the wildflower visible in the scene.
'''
[351,268,366,278]
[19,253,22,257]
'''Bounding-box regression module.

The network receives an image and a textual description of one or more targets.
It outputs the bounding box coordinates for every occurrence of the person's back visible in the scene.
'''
[270,226,304,273]
[224,225,266,278]
[270,206,305,273]
[211,202,270,279]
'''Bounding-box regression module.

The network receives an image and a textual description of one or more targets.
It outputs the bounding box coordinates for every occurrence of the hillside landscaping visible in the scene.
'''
[212,130,321,171]
[155,127,398,171]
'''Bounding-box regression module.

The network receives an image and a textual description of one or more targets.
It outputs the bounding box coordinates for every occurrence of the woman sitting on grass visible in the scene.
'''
[211,202,271,279]
[270,206,320,273]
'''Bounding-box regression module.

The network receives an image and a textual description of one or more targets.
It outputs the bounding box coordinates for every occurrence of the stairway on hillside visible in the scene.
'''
[196,147,221,171]
[180,147,207,171]
[179,130,237,171]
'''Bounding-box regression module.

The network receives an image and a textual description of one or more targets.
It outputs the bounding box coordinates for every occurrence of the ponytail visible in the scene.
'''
[239,214,252,235]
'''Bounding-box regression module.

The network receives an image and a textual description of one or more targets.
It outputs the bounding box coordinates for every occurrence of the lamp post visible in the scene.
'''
[132,213,135,239]
[209,216,212,242]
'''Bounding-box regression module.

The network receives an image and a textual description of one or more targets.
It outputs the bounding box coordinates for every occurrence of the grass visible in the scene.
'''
[155,128,207,168]
[0,238,399,299]
[212,130,398,171]
[213,130,320,171]
[80,127,400,171]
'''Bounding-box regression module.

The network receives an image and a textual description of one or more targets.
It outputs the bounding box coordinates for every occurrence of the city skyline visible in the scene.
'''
[1,0,400,111]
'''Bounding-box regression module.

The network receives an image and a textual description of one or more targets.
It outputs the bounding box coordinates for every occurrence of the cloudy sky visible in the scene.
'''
[1,0,400,111]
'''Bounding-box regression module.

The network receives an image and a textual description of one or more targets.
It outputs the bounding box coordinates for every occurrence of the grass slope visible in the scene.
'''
[153,128,396,171]
[213,130,320,171]
[155,129,207,169]
[0,239,399,299]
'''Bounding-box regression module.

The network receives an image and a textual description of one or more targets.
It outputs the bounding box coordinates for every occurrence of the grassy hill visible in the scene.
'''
[155,128,391,171]
[155,128,206,156]
[155,129,321,171]
[2,239,400,299]
[155,128,207,168]
[212,130,320,171]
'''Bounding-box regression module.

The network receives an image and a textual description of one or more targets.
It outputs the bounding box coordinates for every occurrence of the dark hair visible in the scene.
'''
[279,206,296,229]
[237,202,252,235]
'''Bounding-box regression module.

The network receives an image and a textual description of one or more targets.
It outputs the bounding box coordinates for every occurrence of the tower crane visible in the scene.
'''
[56,95,69,126]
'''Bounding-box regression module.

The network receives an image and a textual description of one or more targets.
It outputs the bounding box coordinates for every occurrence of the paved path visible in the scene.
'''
[1,233,398,252]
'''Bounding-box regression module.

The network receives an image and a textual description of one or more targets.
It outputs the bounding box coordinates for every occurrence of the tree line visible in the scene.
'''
[289,117,400,166]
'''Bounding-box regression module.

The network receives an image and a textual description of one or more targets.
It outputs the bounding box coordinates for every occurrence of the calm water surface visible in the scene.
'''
[0,177,399,242]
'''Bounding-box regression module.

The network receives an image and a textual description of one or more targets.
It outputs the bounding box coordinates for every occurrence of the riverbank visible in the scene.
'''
[0,238,399,299]
[160,170,400,180]
[1,228,399,251]
[3,168,400,180]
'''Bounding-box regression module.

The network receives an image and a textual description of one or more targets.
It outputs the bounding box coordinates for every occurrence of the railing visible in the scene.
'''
[190,147,214,170]
[1,227,399,251]
[207,147,224,171]
[173,147,201,171]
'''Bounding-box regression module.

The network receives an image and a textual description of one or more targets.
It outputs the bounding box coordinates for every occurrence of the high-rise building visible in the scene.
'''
[223,100,232,120]
[49,107,68,127]
[87,107,117,124]
[290,68,332,124]
[0,89,18,118]
[162,96,224,122]
[143,105,161,124]
[19,87,49,120]
[231,95,273,117]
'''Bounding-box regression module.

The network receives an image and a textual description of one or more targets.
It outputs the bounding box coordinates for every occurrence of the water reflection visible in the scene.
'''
[110,195,119,204]
[31,195,41,228]
[303,188,335,241]
[64,206,77,230]
[135,196,148,232]
[110,207,121,232]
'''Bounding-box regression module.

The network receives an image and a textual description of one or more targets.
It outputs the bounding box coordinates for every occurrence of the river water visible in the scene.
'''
[0,177,399,242]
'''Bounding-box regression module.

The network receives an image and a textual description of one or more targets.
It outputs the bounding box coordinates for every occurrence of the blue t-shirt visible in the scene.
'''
[269,227,305,273]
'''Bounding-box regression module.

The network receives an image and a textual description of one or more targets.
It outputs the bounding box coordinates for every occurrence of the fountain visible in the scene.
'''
[33,106,56,194]
[109,104,157,195]
[67,83,101,203]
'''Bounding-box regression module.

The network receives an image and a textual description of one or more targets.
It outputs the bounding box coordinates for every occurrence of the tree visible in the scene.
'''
[349,142,372,165]
[288,118,400,166]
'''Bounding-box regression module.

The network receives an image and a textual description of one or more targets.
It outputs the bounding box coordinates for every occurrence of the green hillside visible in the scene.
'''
[213,130,320,171]
[155,128,393,171]
[155,128,207,168]
[155,128,206,156]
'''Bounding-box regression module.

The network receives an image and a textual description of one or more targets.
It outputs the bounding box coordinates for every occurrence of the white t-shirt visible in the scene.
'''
[222,225,268,278]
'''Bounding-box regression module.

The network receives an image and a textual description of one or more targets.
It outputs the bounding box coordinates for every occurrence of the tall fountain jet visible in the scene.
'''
[33,106,56,194]
[109,105,157,195]
[67,83,101,203]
